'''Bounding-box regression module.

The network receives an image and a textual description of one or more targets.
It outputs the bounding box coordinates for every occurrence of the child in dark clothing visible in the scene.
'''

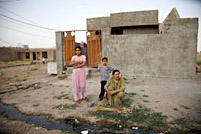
[97,57,113,101]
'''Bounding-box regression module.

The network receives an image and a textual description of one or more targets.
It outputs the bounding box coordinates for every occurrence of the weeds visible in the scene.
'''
[54,104,78,110]
[89,103,97,107]
[31,68,38,71]
[179,105,190,110]
[22,78,27,81]
[53,94,69,100]
[33,104,40,107]
[173,108,179,111]
[127,92,137,97]
[15,84,22,88]
[34,86,41,90]
[143,100,149,103]
[121,98,133,108]
[143,95,149,97]
[170,118,187,125]
[89,105,168,128]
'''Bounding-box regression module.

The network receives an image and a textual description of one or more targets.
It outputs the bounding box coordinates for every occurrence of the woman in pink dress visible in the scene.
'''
[70,46,88,104]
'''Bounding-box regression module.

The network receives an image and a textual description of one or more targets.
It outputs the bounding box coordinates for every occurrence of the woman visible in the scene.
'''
[70,46,88,104]
[104,70,125,106]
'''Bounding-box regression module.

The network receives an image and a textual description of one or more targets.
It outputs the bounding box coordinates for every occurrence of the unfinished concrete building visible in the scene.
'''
[56,8,198,78]
[0,47,56,63]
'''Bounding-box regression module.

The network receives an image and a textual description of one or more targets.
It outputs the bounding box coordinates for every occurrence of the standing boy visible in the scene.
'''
[97,57,113,101]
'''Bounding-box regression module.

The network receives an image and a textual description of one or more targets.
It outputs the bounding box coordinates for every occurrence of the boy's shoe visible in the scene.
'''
[75,100,80,104]
[99,98,103,101]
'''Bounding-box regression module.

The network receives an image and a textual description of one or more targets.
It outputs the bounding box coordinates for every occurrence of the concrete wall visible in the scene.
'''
[87,17,110,30]
[0,47,19,61]
[101,18,198,78]
[87,9,198,78]
[110,10,158,27]
[123,27,158,34]
[56,31,64,74]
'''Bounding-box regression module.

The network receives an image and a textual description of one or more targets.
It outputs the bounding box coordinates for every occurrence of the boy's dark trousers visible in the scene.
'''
[99,81,107,100]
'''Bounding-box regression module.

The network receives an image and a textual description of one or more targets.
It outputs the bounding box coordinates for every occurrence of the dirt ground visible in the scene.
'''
[0,62,201,133]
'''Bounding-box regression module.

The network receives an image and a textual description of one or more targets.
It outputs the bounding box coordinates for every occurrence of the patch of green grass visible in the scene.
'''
[68,104,79,110]
[127,92,137,97]
[53,94,69,100]
[173,108,179,111]
[22,78,27,81]
[31,68,38,71]
[15,84,22,88]
[13,75,18,78]
[141,90,145,92]
[123,77,128,80]
[53,103,78,110]
[179,105,190,110]
[89,106,168,128]
[89,103,97,107]
[121,98,133,108]
[33,104,40,107]
[143,100,149,103]
[168,127,191,134]
[34,86,41,90]
[143,95,149,97]
[170,118,187,125]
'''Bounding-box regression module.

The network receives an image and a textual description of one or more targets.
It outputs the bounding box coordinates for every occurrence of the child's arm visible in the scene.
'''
[97,65,101,74]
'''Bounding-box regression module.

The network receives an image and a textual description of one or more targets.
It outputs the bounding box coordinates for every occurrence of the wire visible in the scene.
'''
[0,6,42,26]
[0,16,55,35]
[0,0,21,3]
[0,14,57,31]
[0,38,13,46]
[0,25,54,39]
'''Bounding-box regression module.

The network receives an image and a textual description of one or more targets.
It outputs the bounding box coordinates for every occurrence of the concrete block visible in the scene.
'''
[47,61,57,75]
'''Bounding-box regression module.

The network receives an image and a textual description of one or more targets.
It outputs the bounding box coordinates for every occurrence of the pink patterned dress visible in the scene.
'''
[71,55,86,101]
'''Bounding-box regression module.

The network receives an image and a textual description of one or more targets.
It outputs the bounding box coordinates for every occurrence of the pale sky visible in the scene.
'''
[0,0,200,51]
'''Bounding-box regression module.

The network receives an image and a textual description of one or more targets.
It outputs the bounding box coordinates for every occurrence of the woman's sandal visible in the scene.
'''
[83,97,88,101]
[75,100,81,104]
[105,102,110,106]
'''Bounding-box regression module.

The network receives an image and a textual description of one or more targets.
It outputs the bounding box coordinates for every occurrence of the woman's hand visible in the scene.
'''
[73,65,78,69]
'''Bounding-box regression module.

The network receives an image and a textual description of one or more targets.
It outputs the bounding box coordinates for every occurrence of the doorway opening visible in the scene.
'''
[62,30,101,68]
[33,52,36,60]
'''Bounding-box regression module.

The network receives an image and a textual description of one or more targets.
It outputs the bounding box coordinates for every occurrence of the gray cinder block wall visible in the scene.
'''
[56,31,64,74]
[87,8,198,78]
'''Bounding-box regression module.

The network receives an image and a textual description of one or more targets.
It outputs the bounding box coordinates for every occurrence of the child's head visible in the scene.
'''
[102,57,108,66]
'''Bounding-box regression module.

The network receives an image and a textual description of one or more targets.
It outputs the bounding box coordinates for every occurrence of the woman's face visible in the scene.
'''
[75,48,81,56]
[113,72,120,80]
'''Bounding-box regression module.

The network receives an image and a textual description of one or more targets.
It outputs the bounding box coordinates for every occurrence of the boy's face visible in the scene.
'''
[102,59,108,66]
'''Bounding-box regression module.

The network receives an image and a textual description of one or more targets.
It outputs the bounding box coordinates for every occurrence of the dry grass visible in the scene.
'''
[0,61,30,68]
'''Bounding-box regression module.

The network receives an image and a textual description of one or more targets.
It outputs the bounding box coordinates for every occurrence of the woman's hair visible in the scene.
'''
[112,69,120,75]
[75,46,82,50]
[75,46,82,54]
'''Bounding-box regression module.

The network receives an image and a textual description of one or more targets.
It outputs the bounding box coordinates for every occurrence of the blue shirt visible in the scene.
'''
[98,64,113,81]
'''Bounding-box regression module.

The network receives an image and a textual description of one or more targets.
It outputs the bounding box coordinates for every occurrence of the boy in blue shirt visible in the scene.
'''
[97,57,113,101]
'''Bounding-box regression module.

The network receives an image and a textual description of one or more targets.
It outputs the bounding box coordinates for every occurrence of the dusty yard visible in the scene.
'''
[0,62,201,133]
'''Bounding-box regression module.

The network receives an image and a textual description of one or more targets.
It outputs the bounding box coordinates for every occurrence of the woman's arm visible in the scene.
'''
[70,60,82,66]
[108,88,125,96]
[73,61,86,69]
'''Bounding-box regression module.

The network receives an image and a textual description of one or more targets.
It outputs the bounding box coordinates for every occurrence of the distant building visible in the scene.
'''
[0,47,56,63]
